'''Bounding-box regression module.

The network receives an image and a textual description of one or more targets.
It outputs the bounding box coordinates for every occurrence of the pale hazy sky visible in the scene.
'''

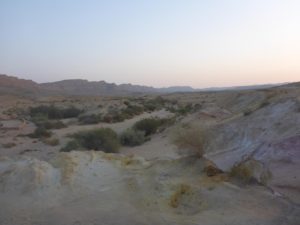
[0,0,299,88]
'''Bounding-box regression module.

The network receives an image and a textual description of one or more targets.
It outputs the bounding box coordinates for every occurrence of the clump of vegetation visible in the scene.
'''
[169,184,192,208]
[29,127,53,138]
[103,104,144,123]
[62,106,83,118]
[167,103,199,115]
[172,125,207,157]
[121,104,144,117]
[244,100,270,117]
[61,128,120,153]
[60,140,81,152]
[203,162,223,177]
[259,100,270,109]
[2,142,16,148]
[29,105,82,120]
[38,120,66,129]
[229,163,254,183]
[78,114,102,125]
[119,128,147,146]
[42,138,60,146]
[133,117,174,136]
[243,109,253,116]
[31,112,66,130]
[176,103,194,115]
[142,96,167,112]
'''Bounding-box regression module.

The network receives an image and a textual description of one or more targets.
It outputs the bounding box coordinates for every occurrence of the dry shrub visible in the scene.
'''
[203,161,223,177]
[229,163,254,183]
[169,184,192,208]
[42,138,60,146]
[2,142,16,148]
[172,125,207,157]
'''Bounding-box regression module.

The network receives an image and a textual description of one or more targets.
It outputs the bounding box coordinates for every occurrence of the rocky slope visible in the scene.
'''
[0,151,298,225]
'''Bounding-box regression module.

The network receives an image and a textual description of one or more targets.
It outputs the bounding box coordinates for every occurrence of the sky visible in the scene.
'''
[0,0,299,88]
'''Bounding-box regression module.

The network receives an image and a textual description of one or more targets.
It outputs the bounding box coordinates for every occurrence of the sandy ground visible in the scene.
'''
[0,151,298,225]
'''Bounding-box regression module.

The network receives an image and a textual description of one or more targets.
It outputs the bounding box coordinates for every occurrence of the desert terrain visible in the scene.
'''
[0,77,299,225]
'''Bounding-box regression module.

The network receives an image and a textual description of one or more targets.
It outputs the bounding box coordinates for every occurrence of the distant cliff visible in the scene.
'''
[0,74,286,97]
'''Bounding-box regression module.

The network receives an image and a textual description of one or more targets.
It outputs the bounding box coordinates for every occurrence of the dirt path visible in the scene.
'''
[55,109,172,138]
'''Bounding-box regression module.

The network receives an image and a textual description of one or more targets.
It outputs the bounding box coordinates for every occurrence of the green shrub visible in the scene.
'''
[62,106,82,118]
[29,105,82,119]
[29,127,53,138]
[101,114,113,123]
[259,101,270,109]
[2,142,16,148]
[166,103,196,115]
[101,104,144,124]
[60,140,81,152]
[121,105,144,118]
[42,138,60,146]
[243,110,253,116]
[120,129,147,146]
[39,120,66,129]
[123,100,130,106]
[133,118,161,136]
[30,105,61,119]
[143,103,157,111]
[62,128,120,153]
[79,114,102,124]
[133,117,174,136]
[142,96,167,112]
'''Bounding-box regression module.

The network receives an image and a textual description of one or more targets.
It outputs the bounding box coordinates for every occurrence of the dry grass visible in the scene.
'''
[229,163,254,183]
[42,138,60,146]
[169,184,192,208]
[172,125,207,157]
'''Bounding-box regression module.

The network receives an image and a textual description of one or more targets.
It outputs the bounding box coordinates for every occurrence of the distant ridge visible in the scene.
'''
[0,74,290,97]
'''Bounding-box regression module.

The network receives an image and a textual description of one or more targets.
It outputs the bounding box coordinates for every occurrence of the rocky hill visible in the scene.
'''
[1,74,286,97]
[0,74,200,96]
[0,74,41,96]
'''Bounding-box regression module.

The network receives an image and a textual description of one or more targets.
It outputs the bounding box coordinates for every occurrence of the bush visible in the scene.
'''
[29,127,53,138]
[166,103,197,115]
[2,142,16,148]
[243,110,253,116]
[142,96,167,112]
[62,106,82,118]
[229,163,254,183]
[29,105,82,119]
[133,118,161,136]
[79,114,102,124]
[177,103,194,115]
[39,120,66,129]
[101,104,144,124]
[121,105,144,118]
[259,101,270,109]
[172,125,206,157]
[62,128,120,153]
[119,129,147,146]
[60,140,81,152]
[42,138,59,146]
[133,117,175,136]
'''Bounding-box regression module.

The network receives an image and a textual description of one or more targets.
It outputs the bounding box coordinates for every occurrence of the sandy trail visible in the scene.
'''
[55,109,172,137]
